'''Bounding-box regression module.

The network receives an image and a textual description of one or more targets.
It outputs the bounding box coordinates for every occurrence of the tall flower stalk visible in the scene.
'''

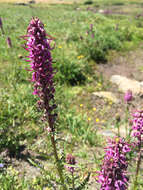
[132,110,143,189]
[6,37,12,48]
[22,17,67,190]
[115,114,121,137]
[65,154,76,189]
[124,90,133,139]
[0,17,4,34]
[96,137,130,190]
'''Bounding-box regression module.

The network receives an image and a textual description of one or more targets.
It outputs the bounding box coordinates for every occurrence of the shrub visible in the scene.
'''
[54,57,86,85]
[78,21,143,63]
[84,0,93,5]
[78,25,122,63]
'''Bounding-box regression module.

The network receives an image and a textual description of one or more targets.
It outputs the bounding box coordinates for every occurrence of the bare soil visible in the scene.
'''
[90,49,143,132]
[99,49,143,81]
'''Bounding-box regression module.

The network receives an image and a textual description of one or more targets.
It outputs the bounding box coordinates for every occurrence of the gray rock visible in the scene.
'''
[92,91,119,103]
[102,130,115,137]
[110,75,143,95]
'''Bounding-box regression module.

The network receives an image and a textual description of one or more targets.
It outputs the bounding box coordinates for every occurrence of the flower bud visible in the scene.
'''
[124,90,133,103]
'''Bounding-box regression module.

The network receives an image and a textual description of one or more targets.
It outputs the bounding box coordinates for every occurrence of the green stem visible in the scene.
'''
[50,134,67,190]
[125,105,129,138]
[115,114,120,137]
[43,88,67,190]
[133,140,142,189]
[43,80,67,190]
[117,123,120,137]
[72,172,75,190]
[125,104,129,138]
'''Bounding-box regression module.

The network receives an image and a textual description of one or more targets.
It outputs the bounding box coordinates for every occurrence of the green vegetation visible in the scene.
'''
[0,0,143,189]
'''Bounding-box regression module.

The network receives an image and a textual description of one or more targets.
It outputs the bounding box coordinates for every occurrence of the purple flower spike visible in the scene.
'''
[96,137,130,190]
[132,110,143,141]
[0,17,4,34]
[6,37,12,48]
[65,154,76,173]
[124,90,133,103]
[0,17,2,28]
[23,17,56,131]
[22,18,68,189]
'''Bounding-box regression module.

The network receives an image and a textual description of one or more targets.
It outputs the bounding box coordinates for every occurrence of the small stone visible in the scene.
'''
[92,91,119,103]
[98,9,104,13]
[110,75,143,95]
[102,130,115,137]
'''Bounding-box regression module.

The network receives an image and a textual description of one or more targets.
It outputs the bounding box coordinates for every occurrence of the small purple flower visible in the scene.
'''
[22,17,56,131]
[96,137,130,190]
[124,90,133,103]
[91,32,94,38]
[65,154,76,173]
[6,37,12,48]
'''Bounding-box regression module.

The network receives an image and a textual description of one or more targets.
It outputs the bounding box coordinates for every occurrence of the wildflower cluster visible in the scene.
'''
[132,110,143,141]
[23,17,56,131]
[97,137,130,190]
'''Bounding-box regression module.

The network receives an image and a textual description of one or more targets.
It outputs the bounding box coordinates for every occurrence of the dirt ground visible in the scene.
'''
[91,48,143,132]
[99,49,143,81]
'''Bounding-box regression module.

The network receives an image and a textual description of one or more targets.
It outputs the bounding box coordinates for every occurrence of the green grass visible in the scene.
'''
[0,1,143,189]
